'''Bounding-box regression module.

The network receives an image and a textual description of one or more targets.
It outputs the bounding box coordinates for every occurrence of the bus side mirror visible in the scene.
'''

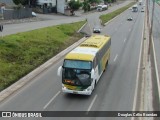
[57,66,62,77]
[91,69,95,79]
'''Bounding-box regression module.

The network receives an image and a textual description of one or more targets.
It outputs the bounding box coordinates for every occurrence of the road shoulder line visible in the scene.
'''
[132,6,145,113]
[43,91,61,110]
[87,94,97,111]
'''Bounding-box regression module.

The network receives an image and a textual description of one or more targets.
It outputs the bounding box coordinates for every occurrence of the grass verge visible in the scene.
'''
[0,21,85,91]
[100,2,136,25]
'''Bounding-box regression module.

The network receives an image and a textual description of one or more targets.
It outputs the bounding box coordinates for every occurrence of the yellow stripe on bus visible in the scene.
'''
[65,53,94,61]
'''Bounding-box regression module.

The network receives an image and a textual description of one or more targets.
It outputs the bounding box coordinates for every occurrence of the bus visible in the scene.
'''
[132,4,138,12]
[57,35,111,95]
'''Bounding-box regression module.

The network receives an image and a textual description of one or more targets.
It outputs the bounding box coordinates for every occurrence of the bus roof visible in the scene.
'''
[80,35,110,49]
[133,4,138,7]
[65,35,111,61]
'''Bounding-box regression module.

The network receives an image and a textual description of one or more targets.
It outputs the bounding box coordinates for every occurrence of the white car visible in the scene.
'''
[97,5,108,11]
[93,26,101,33]
[129,7,132,10]
[127,17,133,21]
[32,12,37,17]
[141,8,145,12]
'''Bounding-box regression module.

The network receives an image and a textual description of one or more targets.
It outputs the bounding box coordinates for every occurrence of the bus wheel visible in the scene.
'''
[94,81,96,90]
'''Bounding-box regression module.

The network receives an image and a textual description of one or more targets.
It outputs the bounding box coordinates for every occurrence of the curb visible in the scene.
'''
[77,21,87,33]
[104,3,135,26]
[0,37,87,103]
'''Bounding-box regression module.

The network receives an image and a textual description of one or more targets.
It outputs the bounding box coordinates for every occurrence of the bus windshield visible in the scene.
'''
[62,60,92,86]
[64,60,92,69]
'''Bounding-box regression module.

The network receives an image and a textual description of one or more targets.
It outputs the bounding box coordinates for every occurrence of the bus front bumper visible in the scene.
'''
[62,86,92,95]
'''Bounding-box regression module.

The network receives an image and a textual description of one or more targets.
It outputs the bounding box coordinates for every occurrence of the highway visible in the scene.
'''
[0,2,145,120]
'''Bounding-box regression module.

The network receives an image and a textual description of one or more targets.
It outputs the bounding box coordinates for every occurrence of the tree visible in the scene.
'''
[12,0,30,6]
[104,0,115,3]
[68,0,82,15]
[88,0,101,4]
[12,0,21,5]
[82,0,90,12]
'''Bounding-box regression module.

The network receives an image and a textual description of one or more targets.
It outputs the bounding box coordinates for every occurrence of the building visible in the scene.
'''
[37,0,69,14]
[37,0,56,6]
[37,0,84,14]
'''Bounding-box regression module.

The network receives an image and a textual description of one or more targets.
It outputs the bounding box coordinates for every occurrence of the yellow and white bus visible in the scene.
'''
[57,35,111,95]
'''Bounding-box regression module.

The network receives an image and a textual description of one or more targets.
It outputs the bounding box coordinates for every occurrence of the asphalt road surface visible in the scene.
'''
[0,2,145,120]
[150,2,160,77]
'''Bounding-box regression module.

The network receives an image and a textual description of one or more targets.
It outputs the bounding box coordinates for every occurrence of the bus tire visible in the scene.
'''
[94,81,96,90]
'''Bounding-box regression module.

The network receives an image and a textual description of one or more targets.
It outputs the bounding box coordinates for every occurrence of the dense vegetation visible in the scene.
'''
[0,21,85,91]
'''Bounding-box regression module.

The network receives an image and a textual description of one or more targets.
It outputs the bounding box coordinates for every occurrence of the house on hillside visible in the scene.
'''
[37,0,84,14]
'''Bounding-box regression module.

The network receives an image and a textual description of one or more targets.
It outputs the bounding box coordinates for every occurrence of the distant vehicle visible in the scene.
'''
[141,8,145,12]
[132,5,138,12]
[57,35,111,95]
[93,26,101,33]
[128,7,132,10]
[127,17,133,21]
[32,12,36,17]
[97,5,108,11]
[139,0,142,5]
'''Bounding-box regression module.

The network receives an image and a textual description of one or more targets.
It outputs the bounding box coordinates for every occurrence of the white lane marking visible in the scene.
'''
[87,94,97,111]
[114,54,118,62]
[132,11,144,117]
[151,36,160,102]
[43,91,61,110]
[88,23,92,35]
[129,28,131,31]
[124,38,127,43]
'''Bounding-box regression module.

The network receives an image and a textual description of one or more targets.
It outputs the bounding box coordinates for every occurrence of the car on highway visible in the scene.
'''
[32,12,37,17]
[93,26,101,33]
[132,4,138,12]
[97,4,108,11]
[128,7,132,10]
[127,17,133,21]
[141,8,145,12]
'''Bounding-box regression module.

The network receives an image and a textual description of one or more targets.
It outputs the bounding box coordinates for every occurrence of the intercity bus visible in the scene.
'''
[57,35,111,95]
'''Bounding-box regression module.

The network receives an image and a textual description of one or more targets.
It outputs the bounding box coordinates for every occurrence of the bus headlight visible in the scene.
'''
[62,84,66,89]
[86,86,92,91]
